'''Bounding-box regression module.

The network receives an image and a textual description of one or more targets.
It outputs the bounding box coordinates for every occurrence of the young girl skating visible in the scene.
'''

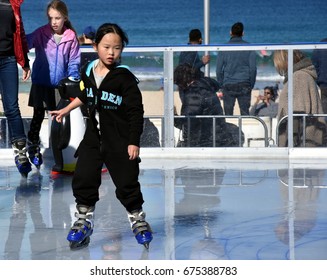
[50,23,153,250]
[26,0,80,169]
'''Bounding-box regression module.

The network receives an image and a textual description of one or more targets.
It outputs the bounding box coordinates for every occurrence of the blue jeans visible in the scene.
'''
[0,56,26,143]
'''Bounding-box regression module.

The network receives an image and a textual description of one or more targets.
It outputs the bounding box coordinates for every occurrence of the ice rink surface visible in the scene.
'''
[0,157,327,260]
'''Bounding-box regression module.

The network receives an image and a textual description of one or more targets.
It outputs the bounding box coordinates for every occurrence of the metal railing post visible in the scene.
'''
[163,48,175,147]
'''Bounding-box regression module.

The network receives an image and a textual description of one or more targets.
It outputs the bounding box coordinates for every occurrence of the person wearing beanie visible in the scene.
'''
[79,25,96,45]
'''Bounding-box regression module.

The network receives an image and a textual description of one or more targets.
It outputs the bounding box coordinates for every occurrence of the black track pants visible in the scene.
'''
[72,141,144,212]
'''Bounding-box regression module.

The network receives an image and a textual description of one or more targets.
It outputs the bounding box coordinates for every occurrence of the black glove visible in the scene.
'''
[58,77,81,100]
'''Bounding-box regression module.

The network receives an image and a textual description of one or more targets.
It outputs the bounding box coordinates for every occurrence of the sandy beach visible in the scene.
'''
[0,92,32,117]
[0,90,260,117]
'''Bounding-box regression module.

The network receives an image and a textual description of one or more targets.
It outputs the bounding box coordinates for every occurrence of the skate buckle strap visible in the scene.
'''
[132,221,150,235]
[13,146,27,155]
[71,206,94,233]
[17,148,27,154]
[71,219,92,234]
[128,210,152,236]
[74,212,93,220]
[13,146,29,164]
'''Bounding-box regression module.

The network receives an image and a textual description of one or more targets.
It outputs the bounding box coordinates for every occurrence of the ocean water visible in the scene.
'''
[19,0,327,91]
[21,0,327,45]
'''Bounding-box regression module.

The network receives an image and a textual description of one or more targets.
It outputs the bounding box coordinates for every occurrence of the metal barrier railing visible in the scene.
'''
[2,44,327,151]
[276,114,327,147]
[42,43,327,148]
[174,115,269,147]
[1,115,269,148]
[2,114,327,149]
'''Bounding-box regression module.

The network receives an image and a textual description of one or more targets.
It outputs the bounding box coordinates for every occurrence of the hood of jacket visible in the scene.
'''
[80,61,144,147]
[284,57,317,84]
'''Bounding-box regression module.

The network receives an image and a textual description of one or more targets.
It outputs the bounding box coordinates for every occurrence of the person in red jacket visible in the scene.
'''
[0,0,31,176]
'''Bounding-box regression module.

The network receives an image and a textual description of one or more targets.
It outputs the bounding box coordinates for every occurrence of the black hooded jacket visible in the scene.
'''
[176,77,233,147]
[78,61,144,151]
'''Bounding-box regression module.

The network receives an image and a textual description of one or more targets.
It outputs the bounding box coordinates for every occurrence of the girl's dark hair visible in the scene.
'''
[94,23,129,48]
[174,63,201,90]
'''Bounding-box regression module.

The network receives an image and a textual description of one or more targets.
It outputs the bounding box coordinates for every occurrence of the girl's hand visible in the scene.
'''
[128,145,140,160]
[22,67,31,81]
[49,109,66,123]
[49,98,82,123]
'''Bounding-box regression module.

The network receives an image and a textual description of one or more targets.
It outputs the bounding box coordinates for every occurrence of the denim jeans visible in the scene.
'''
[222,82,252,115]
[0,56,26,143]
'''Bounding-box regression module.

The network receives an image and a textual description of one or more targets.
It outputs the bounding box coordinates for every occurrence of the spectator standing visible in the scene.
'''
[274,50,326,147]
[216,22,257,115]
[179,29,210,75]
[312,37,327,113]
[179,29,210,103]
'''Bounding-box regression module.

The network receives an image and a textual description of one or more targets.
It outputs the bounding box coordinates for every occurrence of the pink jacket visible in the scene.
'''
[27,24,80,87]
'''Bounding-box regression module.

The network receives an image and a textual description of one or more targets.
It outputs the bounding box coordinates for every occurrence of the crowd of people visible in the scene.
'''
[1,2,327,162]
[1,0,327,251]
[175,22,327,148]
[0,0,152,251]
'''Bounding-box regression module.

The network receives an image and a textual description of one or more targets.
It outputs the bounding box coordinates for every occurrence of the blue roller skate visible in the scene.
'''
[12,140,32,177]
[27,140,43,169]
[67,205,95,250]
[127,209,153,249]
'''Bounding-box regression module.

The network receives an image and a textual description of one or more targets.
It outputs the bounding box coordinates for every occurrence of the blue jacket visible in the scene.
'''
[179,44,204,73]
[216,36,257,89]
[312,38,327,88]
[27,24,80,87]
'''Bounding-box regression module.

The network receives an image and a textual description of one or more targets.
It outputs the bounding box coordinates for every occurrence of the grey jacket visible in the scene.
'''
[250,100,278,118]
[216,36,257,89]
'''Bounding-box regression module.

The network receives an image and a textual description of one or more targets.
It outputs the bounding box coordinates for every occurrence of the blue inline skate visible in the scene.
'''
[12,140,32,177]
[127,209,153,249]
[67,205,95,250]
[27,140,43,169]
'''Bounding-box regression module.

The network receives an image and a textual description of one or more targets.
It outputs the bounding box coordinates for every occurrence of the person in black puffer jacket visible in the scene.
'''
[174,63,242,147]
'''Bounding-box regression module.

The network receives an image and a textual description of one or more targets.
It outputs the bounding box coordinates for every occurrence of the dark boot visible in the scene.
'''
[12,139,32,177]
[27,140,43,168]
